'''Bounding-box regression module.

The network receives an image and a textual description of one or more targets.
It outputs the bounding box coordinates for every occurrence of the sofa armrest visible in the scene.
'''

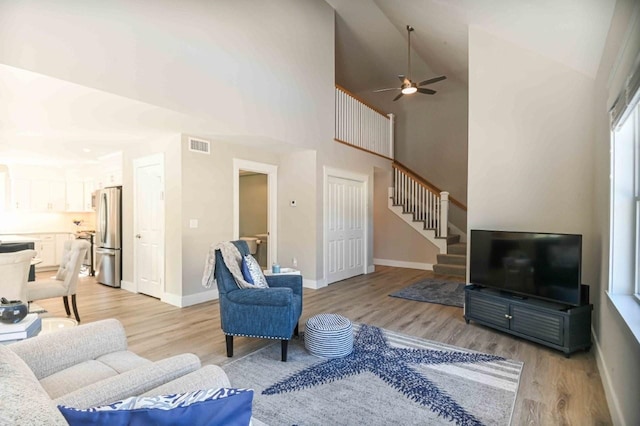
[226,287,293,307]
[9,318,128,380]
[265,274,303,295]
[54,353,201,409]
[0,345,68,425]
[140,364,231,396]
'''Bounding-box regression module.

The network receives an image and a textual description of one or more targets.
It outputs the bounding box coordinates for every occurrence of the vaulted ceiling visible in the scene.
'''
[0,0,617,166]
[329,0,616,93]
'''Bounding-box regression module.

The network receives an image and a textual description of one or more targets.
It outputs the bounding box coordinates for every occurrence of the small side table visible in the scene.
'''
[39,317,78,335]
[263,268,300,276]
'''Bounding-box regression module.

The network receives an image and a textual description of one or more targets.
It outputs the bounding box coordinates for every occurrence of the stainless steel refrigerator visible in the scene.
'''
[95,186,122,287]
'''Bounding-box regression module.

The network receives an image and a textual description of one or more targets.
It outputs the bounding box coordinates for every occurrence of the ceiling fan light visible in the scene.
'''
[402,86,417,95]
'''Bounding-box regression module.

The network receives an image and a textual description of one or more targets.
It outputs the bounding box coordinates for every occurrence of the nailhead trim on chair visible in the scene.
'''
[226,333,289,340]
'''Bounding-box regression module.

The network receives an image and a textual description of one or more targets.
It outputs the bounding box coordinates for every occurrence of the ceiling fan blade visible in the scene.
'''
[418,76,447,86]
[373,87,400,93]
[417,88,436,95]
[393,93,403,102]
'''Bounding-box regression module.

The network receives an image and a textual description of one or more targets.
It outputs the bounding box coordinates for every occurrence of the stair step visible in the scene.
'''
[437,253,466,266]
[448,243,467,255]
[446,234,460,245]
[433,264,466,278]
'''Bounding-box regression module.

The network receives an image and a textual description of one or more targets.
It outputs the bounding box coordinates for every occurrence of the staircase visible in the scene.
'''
[332,86,468,278]
[433,241,467,278]
[388,163,467,279]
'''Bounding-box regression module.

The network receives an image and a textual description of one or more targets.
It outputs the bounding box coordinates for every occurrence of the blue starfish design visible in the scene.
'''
[263,325,505,426]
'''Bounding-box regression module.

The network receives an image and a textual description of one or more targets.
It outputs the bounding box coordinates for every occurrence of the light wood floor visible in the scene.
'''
[35,266,611,425]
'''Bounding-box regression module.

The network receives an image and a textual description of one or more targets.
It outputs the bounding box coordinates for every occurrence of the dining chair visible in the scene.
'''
[0,249,37,302]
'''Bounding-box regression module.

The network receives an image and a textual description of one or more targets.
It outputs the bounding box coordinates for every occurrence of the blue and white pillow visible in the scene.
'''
[58,387,253,426]
[241,255,269,288]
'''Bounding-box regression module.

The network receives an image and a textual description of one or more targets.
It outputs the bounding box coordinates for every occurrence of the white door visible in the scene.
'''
[133,155,164,298]
[326,175,365,284]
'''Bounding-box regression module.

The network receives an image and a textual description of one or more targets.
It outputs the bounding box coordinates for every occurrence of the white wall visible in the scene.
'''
[468,27,595,244]
[121,135,182,296]
[0,0,333,149]
[180,136,280,299]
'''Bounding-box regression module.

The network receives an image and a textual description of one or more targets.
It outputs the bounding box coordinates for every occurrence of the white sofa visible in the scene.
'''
[0,319,235,424]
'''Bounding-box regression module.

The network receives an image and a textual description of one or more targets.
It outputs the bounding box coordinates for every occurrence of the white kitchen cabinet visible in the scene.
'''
[34,234,57,268]
[66,181,85,212]
[11,178,31,211]
[67,179,96,212]
[83,180,96,211]
[0,171,7,212]
[31,179,66,211]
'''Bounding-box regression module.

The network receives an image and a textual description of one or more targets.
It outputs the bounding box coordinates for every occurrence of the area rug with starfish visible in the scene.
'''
[222,323,523,425]
[389,278,466,307]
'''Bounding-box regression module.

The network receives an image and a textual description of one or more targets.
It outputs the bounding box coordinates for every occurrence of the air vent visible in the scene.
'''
[188,137,210,154]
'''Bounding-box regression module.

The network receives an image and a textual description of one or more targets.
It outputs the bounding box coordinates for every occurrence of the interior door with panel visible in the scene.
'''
[326,175,366,284]
[133,155,164,299]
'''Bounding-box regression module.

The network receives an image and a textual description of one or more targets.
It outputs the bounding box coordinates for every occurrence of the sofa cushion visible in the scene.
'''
[55,353,202,409]
[58,387,254,426]
[141,365,232,396]
[8,318,128,379]
[0,344,68,425]
[41,351,153,399]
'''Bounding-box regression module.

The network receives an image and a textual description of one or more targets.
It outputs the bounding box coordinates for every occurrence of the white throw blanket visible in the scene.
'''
[202,241,256,289]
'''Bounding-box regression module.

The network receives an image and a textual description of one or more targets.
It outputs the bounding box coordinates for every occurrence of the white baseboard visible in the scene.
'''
[161,288,219,308]
[121,280,136,293]
[367,265,375,274]
[374,258,433,271]
[303,278,327,290]
[592,328,624,426]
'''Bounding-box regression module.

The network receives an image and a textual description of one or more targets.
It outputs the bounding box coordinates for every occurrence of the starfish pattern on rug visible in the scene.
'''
[263,324,505,426]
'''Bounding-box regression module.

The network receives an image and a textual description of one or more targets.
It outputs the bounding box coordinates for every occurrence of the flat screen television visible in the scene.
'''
[469,230,582,306]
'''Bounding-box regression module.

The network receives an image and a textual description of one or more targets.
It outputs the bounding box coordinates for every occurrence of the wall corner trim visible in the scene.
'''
[161,289,219,308]
[121,280,136,293]
[303,278,327,290]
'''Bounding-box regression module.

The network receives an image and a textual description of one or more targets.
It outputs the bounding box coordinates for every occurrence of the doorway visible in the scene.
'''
[133,153,165,299]
[324,168,367,285]
[233,159,277,268]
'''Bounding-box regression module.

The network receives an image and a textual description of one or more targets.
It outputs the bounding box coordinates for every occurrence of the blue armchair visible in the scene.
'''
[214,241,303,361]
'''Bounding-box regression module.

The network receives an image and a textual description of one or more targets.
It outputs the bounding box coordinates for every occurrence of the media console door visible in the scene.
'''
[464,286,592,357]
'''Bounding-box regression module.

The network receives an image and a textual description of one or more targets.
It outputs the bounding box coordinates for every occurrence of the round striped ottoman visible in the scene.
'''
[304,314,353,358]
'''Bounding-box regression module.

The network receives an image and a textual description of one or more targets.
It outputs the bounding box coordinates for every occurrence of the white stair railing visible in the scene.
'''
[393,163,449,238]
[335,85,394,159]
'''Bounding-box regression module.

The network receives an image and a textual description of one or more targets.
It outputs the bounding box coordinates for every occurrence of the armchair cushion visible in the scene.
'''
[226,287,293,307]
[240,255,268,288]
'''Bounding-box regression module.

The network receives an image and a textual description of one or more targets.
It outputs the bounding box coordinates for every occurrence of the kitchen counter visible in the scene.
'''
[0,235,41,243]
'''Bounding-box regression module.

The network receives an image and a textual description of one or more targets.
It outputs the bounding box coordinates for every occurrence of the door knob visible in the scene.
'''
[135,234,141,239]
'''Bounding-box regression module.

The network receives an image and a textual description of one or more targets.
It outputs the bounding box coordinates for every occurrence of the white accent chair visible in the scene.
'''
[0,249,36,302]
[27,240,89,322]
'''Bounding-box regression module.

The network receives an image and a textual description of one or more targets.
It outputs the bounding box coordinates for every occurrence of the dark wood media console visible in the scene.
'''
[464,285,592,357]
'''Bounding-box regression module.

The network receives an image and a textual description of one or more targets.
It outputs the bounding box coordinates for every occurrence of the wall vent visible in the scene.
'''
[188,137,210,154]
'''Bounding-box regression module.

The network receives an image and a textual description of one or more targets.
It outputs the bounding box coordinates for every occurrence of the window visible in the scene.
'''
[609,62,640,343]
[611,96,640,299]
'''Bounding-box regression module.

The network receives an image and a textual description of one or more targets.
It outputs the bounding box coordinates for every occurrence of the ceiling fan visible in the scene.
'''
[374,25,446,101]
